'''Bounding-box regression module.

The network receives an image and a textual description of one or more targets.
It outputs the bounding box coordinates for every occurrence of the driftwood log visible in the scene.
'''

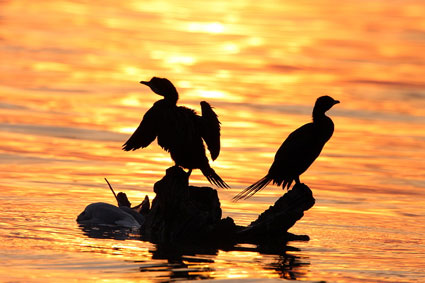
[141,166,315,248]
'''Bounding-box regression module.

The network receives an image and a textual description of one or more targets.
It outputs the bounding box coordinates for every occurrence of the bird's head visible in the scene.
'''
[314,95,340,114]
[140,77,178,99]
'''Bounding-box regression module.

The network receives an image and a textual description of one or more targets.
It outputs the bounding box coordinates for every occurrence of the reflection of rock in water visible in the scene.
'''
[267,254,310,281]
[139,253,213,281]
[78,224,140,241]
[137,241,309,281]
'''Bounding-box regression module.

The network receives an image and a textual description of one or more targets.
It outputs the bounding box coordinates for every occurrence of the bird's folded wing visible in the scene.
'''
[122,106,158,151]
[271,123,320,173]
[199,101,221,160]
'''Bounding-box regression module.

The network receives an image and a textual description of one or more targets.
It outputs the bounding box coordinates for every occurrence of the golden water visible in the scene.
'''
[1,0,425,282]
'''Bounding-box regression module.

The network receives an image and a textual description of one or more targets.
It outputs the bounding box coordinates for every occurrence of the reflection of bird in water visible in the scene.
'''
[123,77,229,188]
[234,96,339,201]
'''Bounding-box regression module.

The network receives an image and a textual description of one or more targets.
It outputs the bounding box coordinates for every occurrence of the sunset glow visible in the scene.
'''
[1,0,425,282]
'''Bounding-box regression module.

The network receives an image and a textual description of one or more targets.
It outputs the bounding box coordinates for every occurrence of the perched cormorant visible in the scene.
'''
[123,77,229,188]
[233,95,339,201]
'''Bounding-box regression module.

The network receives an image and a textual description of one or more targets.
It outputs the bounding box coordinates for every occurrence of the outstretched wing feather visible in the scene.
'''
[122,106,158,151]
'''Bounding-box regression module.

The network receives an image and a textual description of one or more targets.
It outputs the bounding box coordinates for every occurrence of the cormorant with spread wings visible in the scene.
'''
[123,77,229,188]
[233,95,339,200]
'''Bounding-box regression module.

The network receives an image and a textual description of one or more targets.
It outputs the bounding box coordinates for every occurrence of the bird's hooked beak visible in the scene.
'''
[334,100,340,105]
[140,79,162,96]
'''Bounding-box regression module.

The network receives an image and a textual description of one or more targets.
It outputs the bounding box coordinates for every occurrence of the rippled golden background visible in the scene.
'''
[1,1,424,282]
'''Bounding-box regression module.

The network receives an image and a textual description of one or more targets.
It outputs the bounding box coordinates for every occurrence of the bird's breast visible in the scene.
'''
[314,117,334,143]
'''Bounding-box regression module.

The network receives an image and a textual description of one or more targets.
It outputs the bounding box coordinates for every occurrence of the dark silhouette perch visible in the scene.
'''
[141,166,314,246]
[234,95,339,201]
[76,180,150,228]
[123,77,229,189]
[108,179,150,216]
[77,166,314,251]
[105,178,131,207]
[77,169,313,280]
[76,202,144,228]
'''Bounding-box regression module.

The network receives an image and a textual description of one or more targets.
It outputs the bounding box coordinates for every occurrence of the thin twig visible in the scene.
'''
[104,178,118,203]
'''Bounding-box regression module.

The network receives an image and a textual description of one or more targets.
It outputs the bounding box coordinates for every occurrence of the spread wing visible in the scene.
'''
[122,106,159,151]
[199,101,221,161]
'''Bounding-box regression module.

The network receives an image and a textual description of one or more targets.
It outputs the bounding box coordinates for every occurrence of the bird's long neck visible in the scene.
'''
[312,108,327,123]
[164,91,178,105]
[312,110,334,142]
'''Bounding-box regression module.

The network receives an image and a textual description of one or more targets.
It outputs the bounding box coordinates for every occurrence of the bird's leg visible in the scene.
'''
[295,176,301,184]
[286,180,293,190]
[293,176,301,189]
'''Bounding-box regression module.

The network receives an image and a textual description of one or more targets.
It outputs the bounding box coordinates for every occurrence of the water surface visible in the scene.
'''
[1,0,425,282]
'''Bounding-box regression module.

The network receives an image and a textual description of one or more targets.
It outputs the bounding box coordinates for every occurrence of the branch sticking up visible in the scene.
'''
[104,178,118,203]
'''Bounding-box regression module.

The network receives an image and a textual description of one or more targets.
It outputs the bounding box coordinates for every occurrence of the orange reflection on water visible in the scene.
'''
[1,0,425,282]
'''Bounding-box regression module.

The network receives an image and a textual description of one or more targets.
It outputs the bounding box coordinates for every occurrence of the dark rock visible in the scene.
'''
[117,192,132,207]
[141,166,228,244]
[236,183,315,244]
[141,166,315,247]
[133,195,150,216]
[140,195,150,215]
[120,206,145,225]
[77,202,142,228]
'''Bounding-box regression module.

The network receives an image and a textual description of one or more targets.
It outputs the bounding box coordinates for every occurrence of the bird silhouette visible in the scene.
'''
[123,77,229,188]
[233,95,339,201]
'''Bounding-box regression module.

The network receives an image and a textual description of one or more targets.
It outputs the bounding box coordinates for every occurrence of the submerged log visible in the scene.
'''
[141,166,315,246]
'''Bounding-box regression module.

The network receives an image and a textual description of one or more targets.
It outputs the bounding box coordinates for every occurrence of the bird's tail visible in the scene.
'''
[232,175,272,202]
[201,166,229,189]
